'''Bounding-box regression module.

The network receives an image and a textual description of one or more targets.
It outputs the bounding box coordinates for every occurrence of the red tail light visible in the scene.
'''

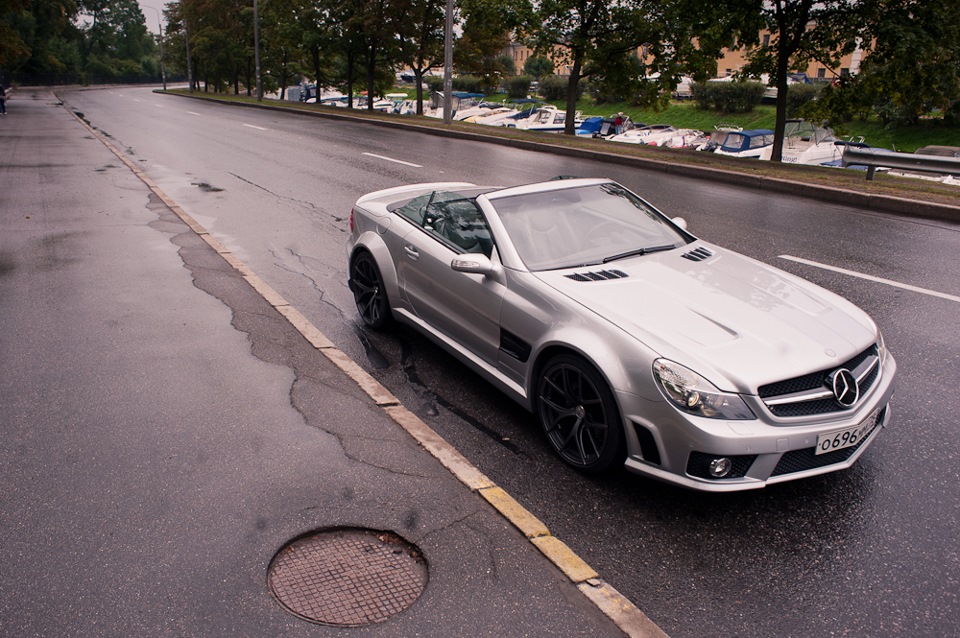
[349,208,355,233]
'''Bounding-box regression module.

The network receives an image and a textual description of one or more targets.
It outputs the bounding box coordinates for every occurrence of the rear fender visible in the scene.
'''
[349,231,402,311]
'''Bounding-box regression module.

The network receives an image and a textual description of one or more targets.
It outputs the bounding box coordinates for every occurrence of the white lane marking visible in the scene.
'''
[243,123,268,131]
[779,254,960,303]
[154,103,164,108]
[362,152,423,168]
[187,111,201,116]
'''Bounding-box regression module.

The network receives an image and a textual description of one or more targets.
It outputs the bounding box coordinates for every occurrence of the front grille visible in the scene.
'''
[771,407,885,476]
[687,452,756,480]
[759,345,880,418]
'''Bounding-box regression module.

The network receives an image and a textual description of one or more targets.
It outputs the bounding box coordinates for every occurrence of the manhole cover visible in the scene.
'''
[268,528,428,626]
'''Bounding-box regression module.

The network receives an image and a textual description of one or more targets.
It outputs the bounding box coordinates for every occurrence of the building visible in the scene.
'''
[505,33,864,82]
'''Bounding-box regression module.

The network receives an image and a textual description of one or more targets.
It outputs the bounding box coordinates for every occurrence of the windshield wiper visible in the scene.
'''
[602,243,676,264]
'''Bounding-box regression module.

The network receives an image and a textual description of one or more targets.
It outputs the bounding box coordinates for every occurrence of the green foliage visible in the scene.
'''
[452,75,486,94]
[523,55,553,79]
[425,75,444,92]
[456,0,523,89]
[506,74,531,99]
[851,0,960,127]
[586,53,644,105]
[785,83,823,118]
[539,75,571,101]
[691,81,765,113]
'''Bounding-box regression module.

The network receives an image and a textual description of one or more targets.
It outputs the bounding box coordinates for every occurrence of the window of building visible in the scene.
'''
[762,34,770,47]
[840,68,850,77]
[817,68,826,79]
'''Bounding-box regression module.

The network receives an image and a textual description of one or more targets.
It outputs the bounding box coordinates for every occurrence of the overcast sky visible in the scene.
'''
[139,0,168,34]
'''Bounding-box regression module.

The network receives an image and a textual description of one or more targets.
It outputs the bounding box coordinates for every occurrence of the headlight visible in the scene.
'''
[652,359,755,420]
[877,330,888,365]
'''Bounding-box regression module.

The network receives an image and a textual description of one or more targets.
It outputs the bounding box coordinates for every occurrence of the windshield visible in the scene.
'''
[490,183,689,271]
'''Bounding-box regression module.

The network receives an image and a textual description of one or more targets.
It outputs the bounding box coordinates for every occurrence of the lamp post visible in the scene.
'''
[442,0,453,123]
[145,5,167,90]
[254,0,263,101]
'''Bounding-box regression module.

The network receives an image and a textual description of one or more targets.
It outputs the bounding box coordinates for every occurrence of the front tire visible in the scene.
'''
[537,354,626,473]
[350,251,391,329]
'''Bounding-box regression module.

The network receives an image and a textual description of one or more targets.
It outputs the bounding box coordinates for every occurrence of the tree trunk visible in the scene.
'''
[347,50,355,108]
[367,47,376,110]
[414,68,425,115]
[771,47,791,162]
[564,56,583,135]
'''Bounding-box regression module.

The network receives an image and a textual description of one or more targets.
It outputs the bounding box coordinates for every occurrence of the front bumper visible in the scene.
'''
[618,352,897,492]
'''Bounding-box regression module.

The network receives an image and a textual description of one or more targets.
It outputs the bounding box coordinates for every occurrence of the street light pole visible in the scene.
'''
[185,19,193,92]
[145,5,167,90]
[442,0,453,124]
[254,0,263,101]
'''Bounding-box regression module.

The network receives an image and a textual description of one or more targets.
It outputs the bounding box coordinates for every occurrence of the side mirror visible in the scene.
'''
[451,253,495,275]
[672,216,688,230]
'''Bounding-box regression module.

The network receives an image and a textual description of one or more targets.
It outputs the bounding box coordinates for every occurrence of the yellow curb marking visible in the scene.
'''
[531,536,599,583]
[383,406,495,492]
[478,487,549,539]
[578,581,670,638]
[65,98,667,638]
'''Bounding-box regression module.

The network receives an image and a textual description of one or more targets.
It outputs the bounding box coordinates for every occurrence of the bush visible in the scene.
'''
[506,75,532,99]
[786,83,823,117]
[692,80,765,113]
[539,75,573,101]
[452,75,484,94]
[425,76,444,93]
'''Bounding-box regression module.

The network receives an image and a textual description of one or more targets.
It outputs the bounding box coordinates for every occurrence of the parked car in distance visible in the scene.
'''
[346,177,896,491]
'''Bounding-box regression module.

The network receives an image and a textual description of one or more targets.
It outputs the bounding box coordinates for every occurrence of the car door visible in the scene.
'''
[396,196,505,366]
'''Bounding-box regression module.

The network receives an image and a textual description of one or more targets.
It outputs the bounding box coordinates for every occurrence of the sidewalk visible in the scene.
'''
[0,91,662,636]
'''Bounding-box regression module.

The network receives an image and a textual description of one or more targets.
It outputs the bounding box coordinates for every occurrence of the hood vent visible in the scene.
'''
[565,269,628,282]
[682,246,714,262]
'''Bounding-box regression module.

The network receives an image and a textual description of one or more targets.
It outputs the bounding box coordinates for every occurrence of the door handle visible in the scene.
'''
[404,245,420,259]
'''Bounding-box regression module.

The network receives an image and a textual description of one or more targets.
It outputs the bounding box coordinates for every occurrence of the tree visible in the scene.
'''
[739,0,868,161]
[523,55,553,80]
[1,0,81,82]
[79,0,155,79]
[521,0,757,133]
[854,0,960,125]
[457,0,524,92]
[395,0,445,114]
[259,0,307,100]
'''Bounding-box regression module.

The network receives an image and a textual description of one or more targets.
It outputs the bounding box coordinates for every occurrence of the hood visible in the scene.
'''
[538,245,877,392]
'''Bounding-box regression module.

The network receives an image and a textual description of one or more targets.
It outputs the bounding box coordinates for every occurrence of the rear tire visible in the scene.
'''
[536,354,626,473]
[350,251,391,329]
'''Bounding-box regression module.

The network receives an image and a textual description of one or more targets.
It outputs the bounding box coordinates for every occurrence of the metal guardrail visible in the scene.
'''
[841,146,960,180]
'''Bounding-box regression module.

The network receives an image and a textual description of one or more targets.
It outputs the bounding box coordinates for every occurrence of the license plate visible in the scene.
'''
[815,410,879,455]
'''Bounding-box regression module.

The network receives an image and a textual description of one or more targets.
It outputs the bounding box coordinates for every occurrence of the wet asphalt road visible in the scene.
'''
[58,86,960,637]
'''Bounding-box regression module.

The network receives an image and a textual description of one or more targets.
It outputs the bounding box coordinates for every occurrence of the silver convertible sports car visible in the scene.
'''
[346,177,896,491]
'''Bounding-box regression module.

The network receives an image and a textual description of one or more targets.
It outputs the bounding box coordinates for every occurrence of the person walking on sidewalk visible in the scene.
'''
[0,84,7,115]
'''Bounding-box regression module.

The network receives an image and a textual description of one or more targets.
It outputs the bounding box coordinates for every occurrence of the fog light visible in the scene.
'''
[708,457,732,478]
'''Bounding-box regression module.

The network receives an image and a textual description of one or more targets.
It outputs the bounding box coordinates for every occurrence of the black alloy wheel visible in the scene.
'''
[537,354,626,473]
[350,252,390,329]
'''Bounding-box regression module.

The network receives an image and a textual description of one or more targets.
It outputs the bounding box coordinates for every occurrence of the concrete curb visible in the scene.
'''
[64,101,670,638]
[162,90,960,222]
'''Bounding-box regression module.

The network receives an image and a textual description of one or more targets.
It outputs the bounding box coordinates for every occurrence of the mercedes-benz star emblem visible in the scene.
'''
[831,368,860,408]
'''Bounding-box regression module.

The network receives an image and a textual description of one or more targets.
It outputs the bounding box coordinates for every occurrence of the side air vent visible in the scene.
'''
[682,246,714,262]
[565,269,629,282]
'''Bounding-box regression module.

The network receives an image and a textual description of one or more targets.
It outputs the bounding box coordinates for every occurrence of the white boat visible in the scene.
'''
[465,106,521,126]
[758,120,840,164]
[608,124,678,145]
[714,129,776,158]
[500,105,583,132]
